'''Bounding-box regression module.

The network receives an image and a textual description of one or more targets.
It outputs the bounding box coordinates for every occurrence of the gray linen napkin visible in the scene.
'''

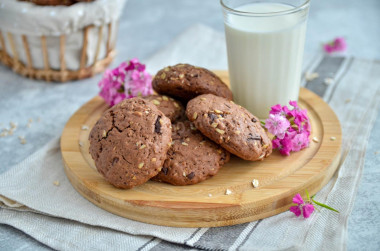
[0,24,379,251]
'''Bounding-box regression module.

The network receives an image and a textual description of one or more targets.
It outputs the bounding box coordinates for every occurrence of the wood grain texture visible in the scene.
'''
[61,71,342,227]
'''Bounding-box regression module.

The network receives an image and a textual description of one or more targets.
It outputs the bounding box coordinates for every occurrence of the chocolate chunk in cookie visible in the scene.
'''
[152,121,230,185]
[142,94,184,122]
[88,98,172,189]
[152,64,233,102]
[186,94,272,161]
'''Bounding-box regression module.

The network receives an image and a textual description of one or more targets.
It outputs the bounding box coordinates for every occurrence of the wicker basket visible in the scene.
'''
[0,0,127,82]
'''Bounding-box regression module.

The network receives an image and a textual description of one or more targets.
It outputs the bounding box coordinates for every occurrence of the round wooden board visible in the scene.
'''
[61,71,342,228]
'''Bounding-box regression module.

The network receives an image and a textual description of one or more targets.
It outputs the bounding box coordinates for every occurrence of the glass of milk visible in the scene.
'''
[221,0,310,118]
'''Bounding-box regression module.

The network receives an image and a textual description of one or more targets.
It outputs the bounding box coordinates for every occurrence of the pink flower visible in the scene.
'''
[266,101,311,156]
[98,58,153,106]
[265,114,290,139]
[289,193,315,218]
[323,37,347,54]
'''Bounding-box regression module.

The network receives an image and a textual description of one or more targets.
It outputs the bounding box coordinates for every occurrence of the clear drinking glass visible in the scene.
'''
[221,0,310,118]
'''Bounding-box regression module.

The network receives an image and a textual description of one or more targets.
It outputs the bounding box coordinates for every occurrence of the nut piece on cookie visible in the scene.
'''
[186,94,272,161]
[152,121,230,185]
[88,98,172,189]
[152,64,233,102]
[142,94,184,122]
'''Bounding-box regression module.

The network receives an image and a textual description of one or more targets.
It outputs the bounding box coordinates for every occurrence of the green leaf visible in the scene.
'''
[305,189,310,201]
[311,198,340,213]
[260,121,266,126]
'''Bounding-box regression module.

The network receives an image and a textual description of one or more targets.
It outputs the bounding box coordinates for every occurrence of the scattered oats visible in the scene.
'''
[162,96,169,101]
[193,112,198,120]
[179,73,184,79]
[132,176,137,180]
[81,125,89,130]
[18,136,26,145]
[217,149,222,154]
[190,124,197,131]
[214,109,222,114]
[79,141,83,147]
[183,171,186,177]
[345,99,351,104]
[252,179,259,188]
[203,114,207,118]
[211,122,218,128]
[170,141,175,146]
[0,131,7,137]
[234,130,240,135]
[208,194,212,197]
[324,77,334,85]
[312,137,319,143]
[173,102,179,108]
[305,72,319,81]
[200,97,207,101]
[160,72,166,79]
[230,100,234,104]
[152,100,160,105]
[138,162,144,169]
[263,144,269,149]
[215,128,225,134]
[53,180,60,186]
[185,137,190,142]
[164,67,169,72]
[181,142,189,146]
[258,153,265,159]
[10,122,17,128]
[159,118,164,125]
[225,189,232,195]
[199,141,206,145]
[102,130,107,138]
[139,144,146,149]
[134,111,143,117]
[151,157,157,162]
[145,110,150,114]
[330,136,336,141]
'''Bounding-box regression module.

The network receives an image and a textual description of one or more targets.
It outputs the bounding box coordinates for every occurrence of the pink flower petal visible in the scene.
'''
[290,206,302,217]
[292,193,304,205]
[302,203,315,218]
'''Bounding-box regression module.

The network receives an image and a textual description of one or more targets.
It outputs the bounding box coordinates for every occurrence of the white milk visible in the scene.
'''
[225,2,307,118]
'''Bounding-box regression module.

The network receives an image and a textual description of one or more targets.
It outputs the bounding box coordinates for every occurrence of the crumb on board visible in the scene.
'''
[208,194,212,197]
[330,136,336,141]
[53,180,60,186]
[312,137,319,143]
[225,189,232,195]
[252,179,259,188]
[324,78,334,85]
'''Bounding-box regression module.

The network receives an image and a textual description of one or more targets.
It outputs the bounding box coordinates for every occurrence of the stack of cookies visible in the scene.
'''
[89,64,272,189]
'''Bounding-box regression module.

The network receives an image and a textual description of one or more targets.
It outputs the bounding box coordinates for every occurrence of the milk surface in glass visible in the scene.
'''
[224,2,308,118]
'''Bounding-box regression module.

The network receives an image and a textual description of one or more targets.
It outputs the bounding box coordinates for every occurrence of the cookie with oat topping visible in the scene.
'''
[152,64,233,102]
[152,120,230,185]
[186,94,272,161]
[142,94,184,122]
[88,97,172,189]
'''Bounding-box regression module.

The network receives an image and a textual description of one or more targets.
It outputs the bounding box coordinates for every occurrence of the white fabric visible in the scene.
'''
[0,0,126,70]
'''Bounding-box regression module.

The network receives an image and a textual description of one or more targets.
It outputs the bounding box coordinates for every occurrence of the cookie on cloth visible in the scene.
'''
[186,94,272,161]
[152,64,233,102]
[88,97,172,189]
[152,121,230,185]
[142,94,184,122]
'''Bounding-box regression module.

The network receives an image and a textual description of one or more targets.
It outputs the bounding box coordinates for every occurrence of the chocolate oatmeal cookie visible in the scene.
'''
[152,121,230,185]
[88,98,172,189]
[152,64,233,102]
[186,94,272,161]
[142,94,184,122]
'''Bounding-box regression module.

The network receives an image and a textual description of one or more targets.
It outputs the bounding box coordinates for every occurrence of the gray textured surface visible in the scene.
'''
[0,0,379,250]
